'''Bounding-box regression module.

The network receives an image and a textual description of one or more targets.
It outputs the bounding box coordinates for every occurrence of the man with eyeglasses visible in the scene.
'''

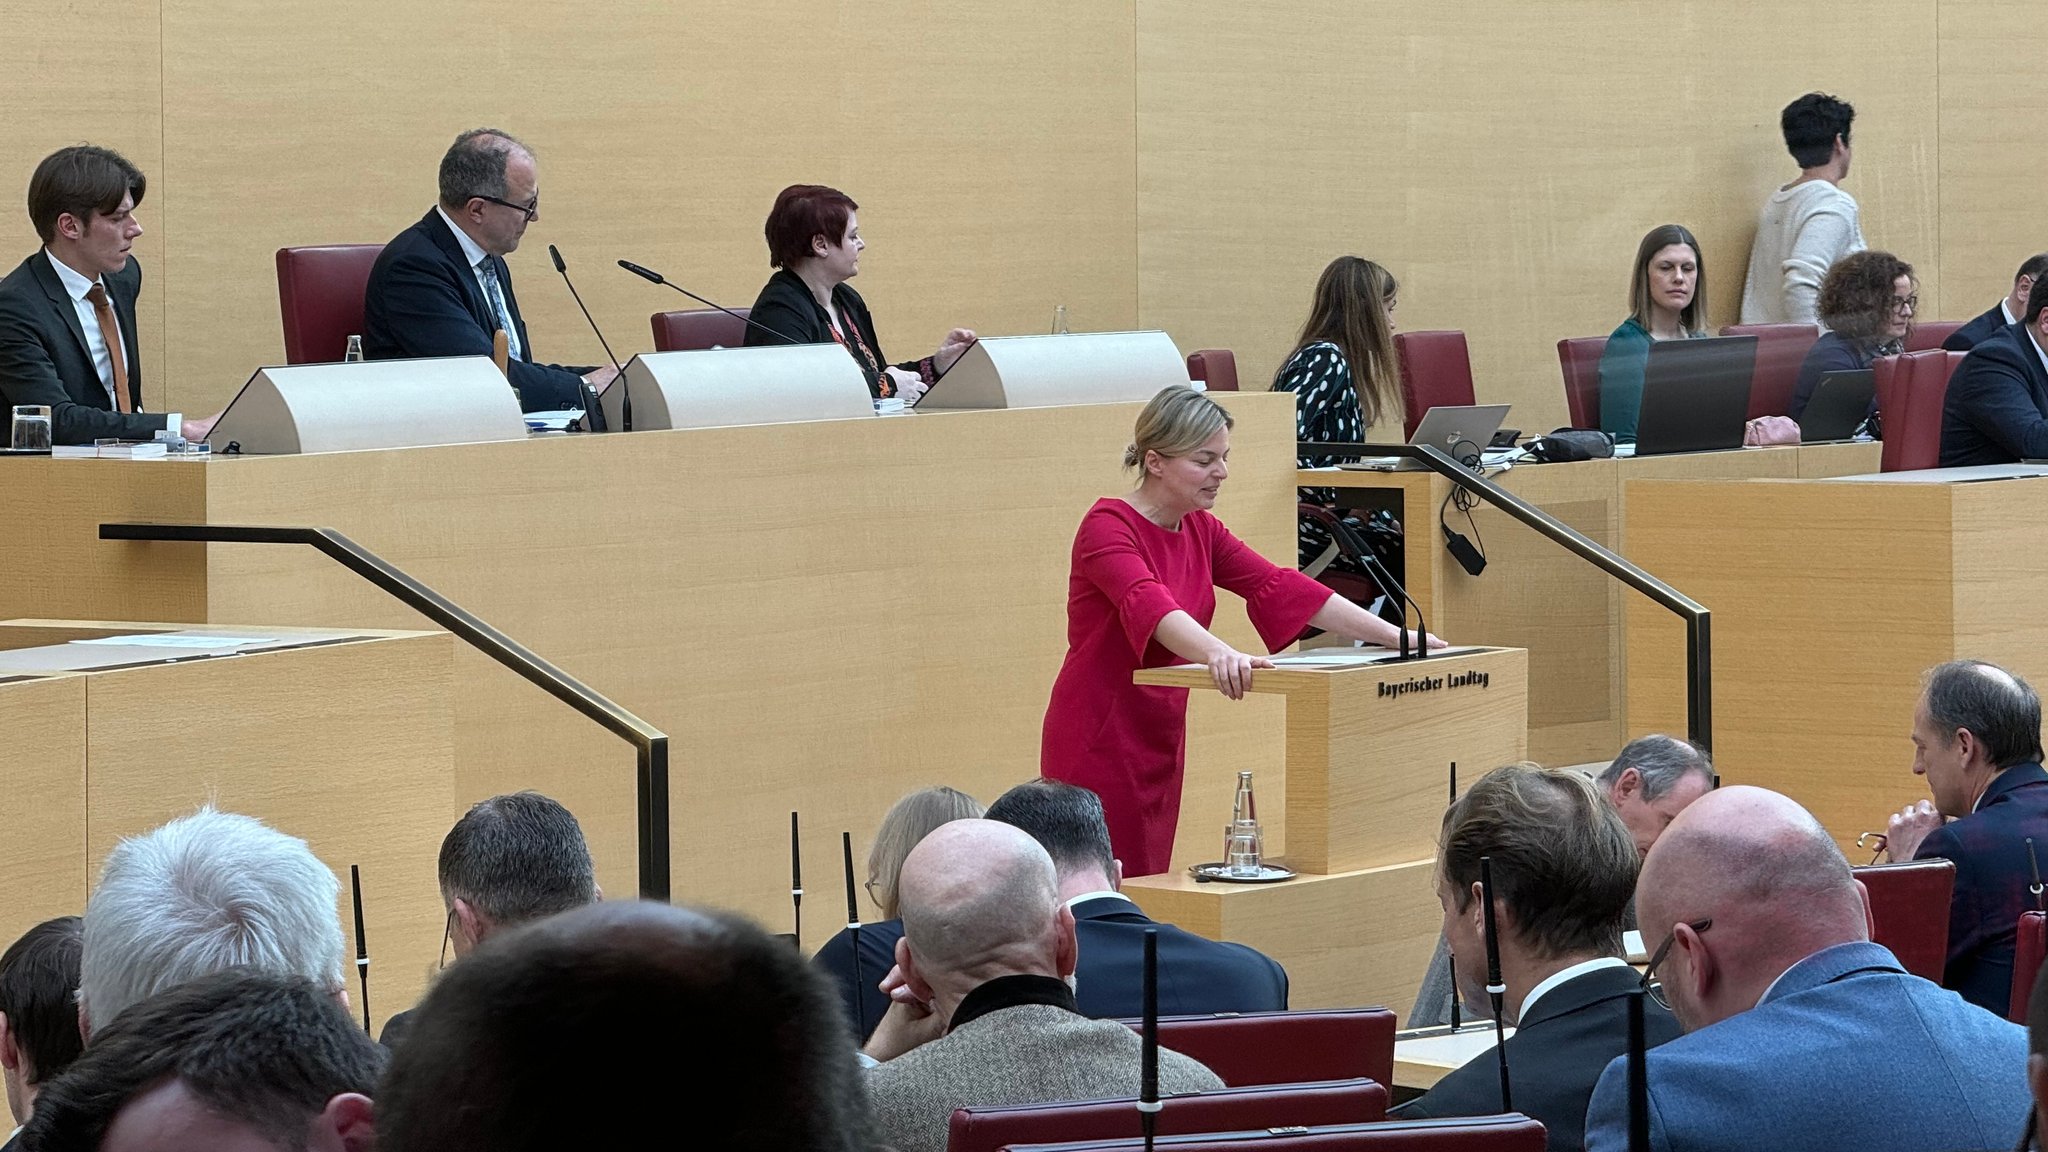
[1391,764,1677,1152]
[1941,271,2048,466]
[362,128,618,414]
[1584,785,2028,1152]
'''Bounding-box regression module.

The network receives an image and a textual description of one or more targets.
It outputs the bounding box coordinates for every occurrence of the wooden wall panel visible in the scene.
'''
[1936,1,2048,319]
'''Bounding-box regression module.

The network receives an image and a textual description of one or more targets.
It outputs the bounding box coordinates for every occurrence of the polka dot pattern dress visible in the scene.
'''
[1272,341,1367,568]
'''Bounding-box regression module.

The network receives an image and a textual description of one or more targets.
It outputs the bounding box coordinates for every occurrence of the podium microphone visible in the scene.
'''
[617,260,800,346]
[544,244,615,433]
[1479,855,1513,1112]
[1330,513,1429,660]
[842,832,867,1039]
[349,864,370,1035]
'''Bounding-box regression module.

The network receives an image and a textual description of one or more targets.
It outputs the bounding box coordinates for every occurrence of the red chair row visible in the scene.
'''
[998,1114,1547,1151]
[949,1078,1386,1152]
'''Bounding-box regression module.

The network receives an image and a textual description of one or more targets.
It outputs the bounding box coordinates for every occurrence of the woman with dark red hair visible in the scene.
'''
[745,184,975,401]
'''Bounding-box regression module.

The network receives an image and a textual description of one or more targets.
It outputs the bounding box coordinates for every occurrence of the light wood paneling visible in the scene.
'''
[0,674,89,960]
[2,459,209,624]
[1936,0,2048,326]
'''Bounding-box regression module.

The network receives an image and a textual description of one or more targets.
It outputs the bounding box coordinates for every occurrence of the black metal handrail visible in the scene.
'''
[1301,442,1712,751]
[99,522,671,900]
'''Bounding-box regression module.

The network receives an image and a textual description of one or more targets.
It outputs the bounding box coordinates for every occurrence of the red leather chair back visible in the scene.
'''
[1188,349,1240,392]
[2009,910,2048,1023]
[1393,331,1476,438]
[998,1114,1549,1151]
[1873,349,1967,472]
[1119,1010,1396,1090]
[650,307,752,352]
[275,244,385,365]
[1556,337,1608,428]
[947,1078,1387,1152]
[1852,859,1956,981]
[1906,321,1963,352]
[1718,323,1820,419]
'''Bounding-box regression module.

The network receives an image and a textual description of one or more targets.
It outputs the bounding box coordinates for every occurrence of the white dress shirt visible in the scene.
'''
[1517,956,1631,1024]
[44,249,174,432]
[434,207,522,361]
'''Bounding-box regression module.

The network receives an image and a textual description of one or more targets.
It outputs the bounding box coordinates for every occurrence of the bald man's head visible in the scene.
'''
[897,819,1071,992]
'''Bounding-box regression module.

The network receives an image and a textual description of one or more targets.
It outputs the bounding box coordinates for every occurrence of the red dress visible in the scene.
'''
[1040,498,1332,876]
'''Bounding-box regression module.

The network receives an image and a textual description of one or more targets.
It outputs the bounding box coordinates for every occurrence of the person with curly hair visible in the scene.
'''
[1788,250,1915,420]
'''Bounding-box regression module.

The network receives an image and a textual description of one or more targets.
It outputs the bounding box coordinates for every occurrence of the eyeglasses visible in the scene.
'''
[1891,295,1919,314]
[439,907,456,970]
[1639,917,1712,1011]
[476,193,539,222]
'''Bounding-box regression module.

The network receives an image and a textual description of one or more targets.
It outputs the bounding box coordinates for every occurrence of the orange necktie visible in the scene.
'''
[84,283,131,413]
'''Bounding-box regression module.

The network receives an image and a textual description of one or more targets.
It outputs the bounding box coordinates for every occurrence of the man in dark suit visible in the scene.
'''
[1392,764,1677,1152]
[1944,253,2048,352]
[985,778,1288,1019]
[1883,660,2048,1014]
[0,146,214,446]
[0,918,82,1152]
[362,129,615,416]
[1941,275,2048,466]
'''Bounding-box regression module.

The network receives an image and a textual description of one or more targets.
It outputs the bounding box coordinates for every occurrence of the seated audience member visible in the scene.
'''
[985,779,1288,1017]
[814,785,983,1041]
[1740,92,1863,325]
[1411,737,1713,1026]
[362,128,615,414]
[1946,253,2048,351]
[1271,256,1404,569]
[1882,660,2048,1013]
[378,901,871,1152]
[1941,275,2048,467]
[1599,225,1709,442]
[21,970,380,1152]
[1393,765,1678,1151]
[1584,786,2029,1152]
[744,184,975,401]
[1788,249,1914,420]
[863,820,1222,1152]
[78,807,346,1040]
[0,146,216,445]
[381,791,597,1050]
[0,919,83,1152]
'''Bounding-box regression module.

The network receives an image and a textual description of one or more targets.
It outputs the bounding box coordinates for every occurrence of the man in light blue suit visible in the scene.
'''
[1584,785,2029,1152]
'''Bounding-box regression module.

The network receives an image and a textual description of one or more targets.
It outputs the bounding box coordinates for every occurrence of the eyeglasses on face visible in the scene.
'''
[476,193,539,222]
[1891,294,1919,314]
[1639,917,1713,1011]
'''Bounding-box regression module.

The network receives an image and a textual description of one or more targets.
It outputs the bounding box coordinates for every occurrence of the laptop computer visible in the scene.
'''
[1632,335,1759,457]
[1337,404,1511,471]
[1796,369,1876,443]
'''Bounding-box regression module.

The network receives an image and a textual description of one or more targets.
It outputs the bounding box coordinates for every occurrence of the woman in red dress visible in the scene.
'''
[1041,386,1444,876]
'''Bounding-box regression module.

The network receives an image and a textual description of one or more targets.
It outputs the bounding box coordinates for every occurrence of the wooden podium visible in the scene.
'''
[1124,646,1527,1019]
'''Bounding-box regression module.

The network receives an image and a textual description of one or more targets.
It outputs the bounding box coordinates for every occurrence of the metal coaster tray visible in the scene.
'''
[1188,861,1297,884]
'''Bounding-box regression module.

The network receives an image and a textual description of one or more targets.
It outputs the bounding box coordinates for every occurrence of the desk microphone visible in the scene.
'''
[841,831,868,1040]
[790,811,805,950]
[617,260,799,346]
[547,244,620,433]
[1479,855,1513,1112]
[1626,989,1650,1152]
[1138,928,1161,1152]
[349,864,371,1035]
[1447,763,1462,1033]
[1330,512,1429,660]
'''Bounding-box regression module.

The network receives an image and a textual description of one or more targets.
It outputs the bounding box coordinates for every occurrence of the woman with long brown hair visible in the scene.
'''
[1598,224,1709,442]
[1270,256,1404,569]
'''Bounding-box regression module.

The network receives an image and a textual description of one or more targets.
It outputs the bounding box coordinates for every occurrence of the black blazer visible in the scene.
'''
[1944,303,2010,352]
[1392,964,1682,1152]
[361,210,588,413]
[1940,322,2048,467]
[0,251,164,444]
[744,267,930,399]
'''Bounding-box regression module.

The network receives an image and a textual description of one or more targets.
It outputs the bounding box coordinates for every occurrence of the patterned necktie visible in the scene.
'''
[84,283,131,412]
[476,259,523,362]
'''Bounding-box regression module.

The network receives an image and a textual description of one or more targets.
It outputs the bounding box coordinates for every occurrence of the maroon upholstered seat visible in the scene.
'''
[650,307,752,352]
[1118,1009,1396,1090]
[1556,337,1608,429]
[1852,859,1957,981]
[2008,910,2047,1023]
[1392,331,1476,438]
[1718,323,1821,419]
[1872,349,1967,472]
[1188,349,1240,392]
[998,1113,1549,1151]
[275,244,385,365]
[1905,321,1963,352]
[946,1078,1387,1152]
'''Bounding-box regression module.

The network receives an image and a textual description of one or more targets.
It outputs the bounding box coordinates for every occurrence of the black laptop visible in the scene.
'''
[1632,335,1760,456]
[1796,369,1876,443]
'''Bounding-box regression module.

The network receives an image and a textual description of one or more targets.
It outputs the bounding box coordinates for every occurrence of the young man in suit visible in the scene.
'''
[362,128,616,416]
[1941,274,2048,466]
[1945,254,2048,352]
[985,779,1288,1018]
[1392,764,1678,1152]
[1584,786,2030,1152]
[1884,660,2048,1013]
[0,146,215,446]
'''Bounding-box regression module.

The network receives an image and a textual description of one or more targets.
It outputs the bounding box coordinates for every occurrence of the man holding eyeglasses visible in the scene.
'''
[1584,785,2028,1152]
[362,128,618,413]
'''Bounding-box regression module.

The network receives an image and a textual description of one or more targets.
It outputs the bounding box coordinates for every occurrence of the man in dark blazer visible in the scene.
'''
[1941,275,2048,467]
[1884,660,2048,1014]
[984,779,1288,1019]
[362,129,614,417]
[1392,765,1677,1152]
[0,146,212,446]
[1944,253,2048,352]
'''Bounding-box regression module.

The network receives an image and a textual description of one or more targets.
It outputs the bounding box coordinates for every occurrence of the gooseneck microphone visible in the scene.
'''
[842,831,867,1040]
[547,244,620,433]
[349,864,370,1035]
[1626,988,1650,1152]
[1330,513,1429,660]
[1447,763,1462,1033]
[617,259,801,346]
[1479,855,1513,1112]
[1139,928,1161,1152]
[790,811,805,950]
